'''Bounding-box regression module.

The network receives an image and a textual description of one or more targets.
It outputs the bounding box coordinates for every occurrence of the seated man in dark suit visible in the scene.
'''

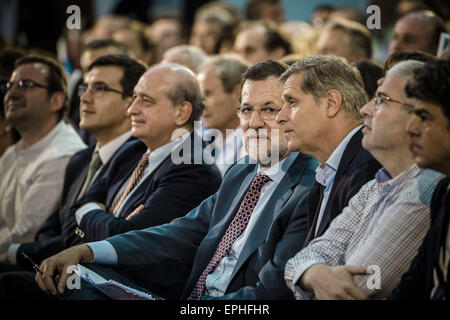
[390,59,450,300]
[276,55,381,247]
[0,55,146,273]
[61,63,222,246]
[5,60,318,300]
[281,59,443,300]
[0,63,222,298]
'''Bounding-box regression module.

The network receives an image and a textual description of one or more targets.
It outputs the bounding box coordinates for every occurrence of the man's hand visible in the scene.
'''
[126,204,145,221]
[300,264,368,300]
[35,244,94,296]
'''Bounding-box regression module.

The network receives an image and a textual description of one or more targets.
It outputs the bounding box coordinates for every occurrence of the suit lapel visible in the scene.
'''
[315,129,363,237]
[208,165,258,242]
[105,142,146,207]
[227,153,304,285]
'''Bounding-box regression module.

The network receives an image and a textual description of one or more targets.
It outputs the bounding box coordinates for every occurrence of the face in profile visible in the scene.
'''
[277,72,329,156]
[359,73,413,155]
[4,63,53,126]
[407,100,450,173]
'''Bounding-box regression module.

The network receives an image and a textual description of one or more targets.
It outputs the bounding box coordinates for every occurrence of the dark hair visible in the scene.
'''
[14,55,68,120]
[0,48,26,80]
[236,21,292,55]
[405,59,450,122]
[240,59,288,102]
[384,50,435,73]
[83,38,129,55]
[87,54,147,98]
[246,0,281,20]
[324,18,372,59]
[353,60,384,100]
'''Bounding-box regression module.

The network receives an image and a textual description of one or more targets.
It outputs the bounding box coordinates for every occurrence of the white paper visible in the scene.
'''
[74,264,156,300]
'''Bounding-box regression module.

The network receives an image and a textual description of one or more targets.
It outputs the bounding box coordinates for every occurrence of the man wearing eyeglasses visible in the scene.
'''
[283,59,443,300]
[0,55,146,273]
[390,59,450,300]
[5,60,317,300]
[0,55,86,259]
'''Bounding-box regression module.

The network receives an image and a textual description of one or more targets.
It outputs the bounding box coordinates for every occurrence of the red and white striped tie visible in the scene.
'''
[188,172,271,300]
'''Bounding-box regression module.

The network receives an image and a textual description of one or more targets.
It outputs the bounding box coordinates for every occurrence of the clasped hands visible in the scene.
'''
[299,264,369,300]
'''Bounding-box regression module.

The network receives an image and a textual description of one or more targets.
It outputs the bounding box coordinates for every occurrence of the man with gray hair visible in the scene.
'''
[282,59,443,299]
[162,45,208,74]
[276,55,381,247]
[197,54,250,175]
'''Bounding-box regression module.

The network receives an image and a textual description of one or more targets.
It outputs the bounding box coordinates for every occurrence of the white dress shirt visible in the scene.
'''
[91,131,133,182]
[0,121,86,253]
[6,130,132,264]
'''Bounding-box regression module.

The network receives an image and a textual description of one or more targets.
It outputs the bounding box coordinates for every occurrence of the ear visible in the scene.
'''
[174,101,193,127]
[324,89,342,118]
[49,92,65,113]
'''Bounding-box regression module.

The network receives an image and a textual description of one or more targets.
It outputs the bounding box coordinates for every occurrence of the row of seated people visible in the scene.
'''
[0,50,448,300]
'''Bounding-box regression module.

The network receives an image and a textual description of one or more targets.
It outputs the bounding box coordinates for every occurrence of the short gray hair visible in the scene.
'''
[162,45,208,74]
[279,55,366,120]
[386,60,425,78]
[150,63,204,128]
[199,54,250,93]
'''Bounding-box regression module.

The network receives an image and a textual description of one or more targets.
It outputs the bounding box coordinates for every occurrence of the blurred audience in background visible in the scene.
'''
[0,0,449,302]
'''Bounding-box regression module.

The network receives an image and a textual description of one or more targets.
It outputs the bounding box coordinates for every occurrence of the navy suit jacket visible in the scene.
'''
[390,177,450,300]
[302,129,381,246]
[102,152,317,300]
[15,137,135,268]
[62,134,222,247]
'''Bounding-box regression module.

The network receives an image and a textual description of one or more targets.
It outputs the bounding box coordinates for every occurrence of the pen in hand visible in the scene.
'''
[21,252,60,294]
[21,252,43,275]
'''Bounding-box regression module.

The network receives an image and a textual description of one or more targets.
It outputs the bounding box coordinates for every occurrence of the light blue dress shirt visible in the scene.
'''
[205,155,293,297]
[314,125,362,235]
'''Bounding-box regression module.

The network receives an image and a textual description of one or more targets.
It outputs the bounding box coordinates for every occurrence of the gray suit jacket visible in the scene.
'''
[105,152,317,299]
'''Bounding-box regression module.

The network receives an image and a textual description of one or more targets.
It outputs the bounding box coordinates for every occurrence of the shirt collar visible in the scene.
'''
[315,125,362,187]
[95,131,132,165]
[326,124,363,171]
[15,120,64,156]
[147,131,192,163]
[375,163,423,187]
[258,153,294,184]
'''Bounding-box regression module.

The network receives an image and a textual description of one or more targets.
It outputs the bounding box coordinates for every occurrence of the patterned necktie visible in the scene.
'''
[78,151,102,198]
[109,153,150,214]
[188,172,271,300]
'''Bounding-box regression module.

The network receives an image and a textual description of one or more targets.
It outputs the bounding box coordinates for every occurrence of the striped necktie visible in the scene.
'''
[109,153,150,215]
[78,151,102,199]
[188,172,271,300]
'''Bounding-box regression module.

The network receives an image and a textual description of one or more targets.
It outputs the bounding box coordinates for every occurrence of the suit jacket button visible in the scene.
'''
[75,227,85,238]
